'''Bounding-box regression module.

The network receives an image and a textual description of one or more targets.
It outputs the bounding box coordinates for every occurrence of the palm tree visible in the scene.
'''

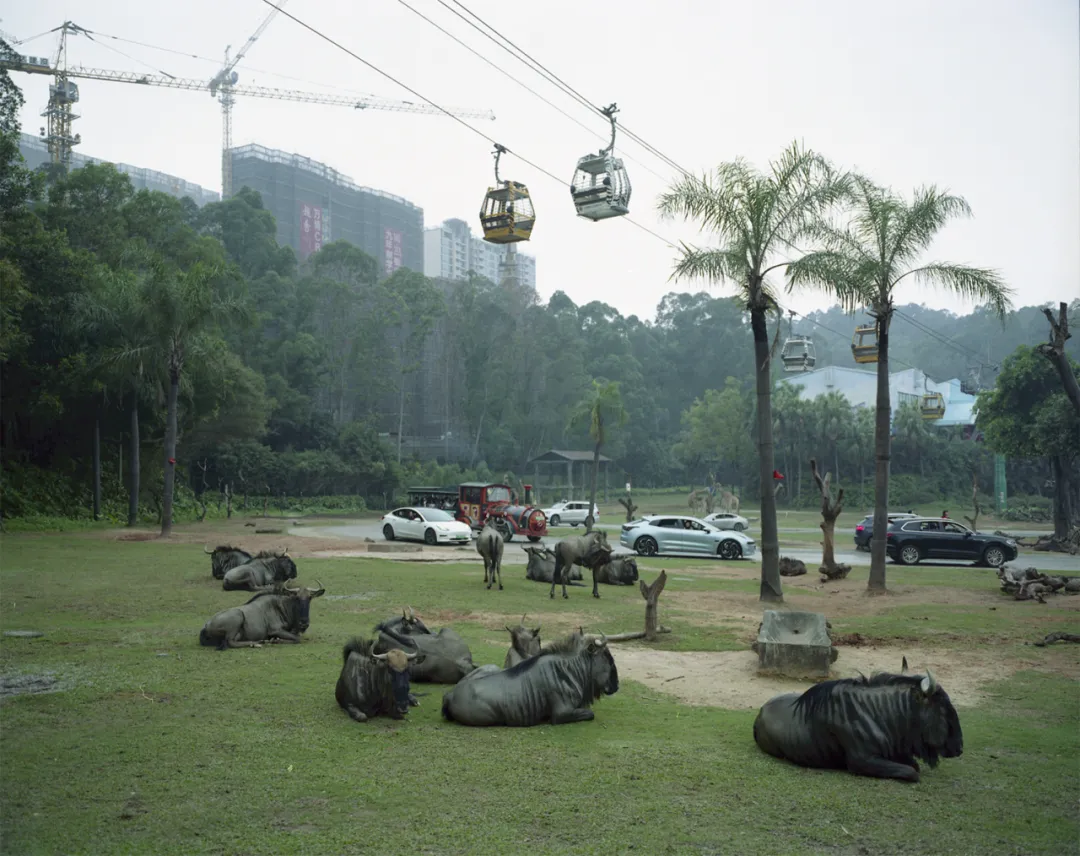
[657,142,848,602]
[787,178,1012,591]
[568,379,627,532]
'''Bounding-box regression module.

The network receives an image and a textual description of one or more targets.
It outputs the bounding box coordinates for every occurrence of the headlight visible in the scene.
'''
[1005,539,1016,547]
[435,525,449,532]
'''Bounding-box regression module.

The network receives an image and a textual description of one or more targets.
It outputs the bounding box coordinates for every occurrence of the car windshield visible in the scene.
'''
[420,508,455,522]
[487,486,511,503]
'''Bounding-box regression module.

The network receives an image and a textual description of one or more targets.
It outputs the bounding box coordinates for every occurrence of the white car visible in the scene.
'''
[381,507,473,546]
[619,515,756,559]
[542,501,599,527]
[703,511,750,532]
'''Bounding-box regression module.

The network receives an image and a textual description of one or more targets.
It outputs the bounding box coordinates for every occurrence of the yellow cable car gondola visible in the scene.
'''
[851,324,879,364]
[479,144,535,244]
[920,392,946,420]
[570,103,631,221]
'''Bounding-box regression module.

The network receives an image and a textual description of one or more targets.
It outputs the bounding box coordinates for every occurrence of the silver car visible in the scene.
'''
[620,515,756,560]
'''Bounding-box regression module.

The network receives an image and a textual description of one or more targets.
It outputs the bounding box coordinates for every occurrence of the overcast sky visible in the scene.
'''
[5,0,1078,324]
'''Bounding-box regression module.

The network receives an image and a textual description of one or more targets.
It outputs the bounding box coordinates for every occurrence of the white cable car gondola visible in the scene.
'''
[780,311,816,372]
[570,103,631,221]
[479,144,535,244]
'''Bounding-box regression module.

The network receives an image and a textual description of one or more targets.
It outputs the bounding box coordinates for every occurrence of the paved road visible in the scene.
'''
[293,522,1080,573]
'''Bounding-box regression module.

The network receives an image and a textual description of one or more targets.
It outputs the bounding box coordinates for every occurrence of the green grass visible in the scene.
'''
[1,535,1077,855]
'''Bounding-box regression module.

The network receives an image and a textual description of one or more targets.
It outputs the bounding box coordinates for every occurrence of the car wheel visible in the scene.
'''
[734,522,746,532]
[898,544,921,565]
[982,545,1006,568]
[493,518,513,542]
[527,535,541,543]
[382,524,395,541]
[718,540,743,560]
[424,528,438,546]
[549,515,561,527]
[635,536,658,557]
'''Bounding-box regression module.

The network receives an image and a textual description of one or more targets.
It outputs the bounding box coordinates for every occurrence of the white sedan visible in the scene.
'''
[703,511,750,532]
[381,507,473,546]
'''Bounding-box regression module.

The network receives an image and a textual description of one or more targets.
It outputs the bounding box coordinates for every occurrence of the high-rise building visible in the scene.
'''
[229,144,423,272]
[423,217,536,290]
[17,133,220,206]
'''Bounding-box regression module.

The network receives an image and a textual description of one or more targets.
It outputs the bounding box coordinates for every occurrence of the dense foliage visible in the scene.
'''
[1,61,1077,524]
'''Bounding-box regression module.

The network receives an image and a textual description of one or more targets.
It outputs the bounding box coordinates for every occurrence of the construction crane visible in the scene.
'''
[1,21,497,197]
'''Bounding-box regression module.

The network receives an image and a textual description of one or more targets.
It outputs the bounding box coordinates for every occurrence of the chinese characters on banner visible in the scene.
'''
[383,227,403,275]
[297,202,329,260]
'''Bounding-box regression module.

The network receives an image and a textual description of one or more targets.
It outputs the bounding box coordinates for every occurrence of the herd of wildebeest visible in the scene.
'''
[195,519,964,783]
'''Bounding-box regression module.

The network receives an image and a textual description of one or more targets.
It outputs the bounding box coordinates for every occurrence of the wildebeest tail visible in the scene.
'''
[441,694,454,721]
[342,637,374,664]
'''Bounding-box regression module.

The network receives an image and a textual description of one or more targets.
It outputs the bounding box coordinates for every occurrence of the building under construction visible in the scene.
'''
[230,144,423,271]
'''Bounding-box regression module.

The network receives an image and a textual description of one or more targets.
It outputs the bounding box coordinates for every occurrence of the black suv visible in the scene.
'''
[885,518,1018,568]
[854,512,918,550]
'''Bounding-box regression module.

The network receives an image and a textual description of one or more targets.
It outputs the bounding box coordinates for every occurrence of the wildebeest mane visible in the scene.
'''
[503,631,586,676]
[342,636,376,663]
[254,550,284,559]
[214,544,248,553]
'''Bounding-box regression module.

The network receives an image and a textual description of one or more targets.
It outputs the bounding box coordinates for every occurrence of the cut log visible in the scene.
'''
[998,564,1080,602]
[603,627,672,642]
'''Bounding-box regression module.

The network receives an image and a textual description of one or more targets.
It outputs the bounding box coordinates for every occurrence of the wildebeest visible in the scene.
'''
[441,631,619,727]
[549,531,614,600]
[198,581,326,649]
[221,550,298,591]
[523,545,583,585]
[476,520,504,590]
[378,605,432,637]
[595,556,639,586]
[204,544,252,580]
[503,615,542,668]
[374,620,476,683]
[753,666,963,782]
[335,637,420,722]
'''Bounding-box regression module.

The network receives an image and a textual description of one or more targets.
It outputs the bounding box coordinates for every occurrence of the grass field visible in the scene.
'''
[1,531,1077,855]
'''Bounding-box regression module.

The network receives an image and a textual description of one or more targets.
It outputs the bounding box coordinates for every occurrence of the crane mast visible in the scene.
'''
[2,22,497,195]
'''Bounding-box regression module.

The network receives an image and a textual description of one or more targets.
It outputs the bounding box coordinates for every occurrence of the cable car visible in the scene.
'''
[570,103,631,221]
[780,335,816,372]
[920,392,946,420]
[479,144,535,244]
[851,324,879,363]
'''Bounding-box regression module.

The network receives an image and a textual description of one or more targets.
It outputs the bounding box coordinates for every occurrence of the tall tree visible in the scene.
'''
[657,141,848,602]
[568,379,627,532]
[1036,301,1080,418]
[788,178,1012,591]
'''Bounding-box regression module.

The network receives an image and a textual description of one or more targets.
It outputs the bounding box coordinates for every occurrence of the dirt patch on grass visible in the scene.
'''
[612,643,1079,710]
[0,671,69,699]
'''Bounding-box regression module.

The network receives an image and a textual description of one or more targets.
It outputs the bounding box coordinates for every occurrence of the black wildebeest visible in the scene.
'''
[198,581,326,649]
[374,620,476,683]
[595,556,639,586]
[441,631,618,727]
[753,665,963,782]
[476,520,504,590]
[549,531,614,600]
[204,544,252,580]
[335,637,420,722]
[221,550,297,591]
[378,606,432,637]
[523,545,583,585]
[503,615,542,668]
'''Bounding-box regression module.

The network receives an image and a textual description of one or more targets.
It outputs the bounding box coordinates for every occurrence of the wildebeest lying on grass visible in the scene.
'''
[753,666,963,782]
[198,581,326,649]
[523,546,583,585]
[503,616,542,668]
[204,545,252,580]
[378,606,432,637]
[549,531,614,600]
[335,638,420,722]
[374,620,476,683]
[441,631,618,726]
[221,550,297,591]
[476,520,504,590]
[595,556,639,586]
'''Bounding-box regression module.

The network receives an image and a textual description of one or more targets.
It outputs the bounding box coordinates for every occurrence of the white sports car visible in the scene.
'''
[703,512,750,532]
[381,507,474,546]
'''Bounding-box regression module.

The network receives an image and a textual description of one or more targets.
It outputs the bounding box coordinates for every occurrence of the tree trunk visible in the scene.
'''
[160,370,179,538]
[92,411,101,521]
[225,482,232,519]
[868,315,892,592]
[640,570,668,641]
[1037,302,1080,418]
[1051,455,1072,539]
[586,436,601,532]
[396,374,406,464]
[751,306,782,602]
[127,391,140,527]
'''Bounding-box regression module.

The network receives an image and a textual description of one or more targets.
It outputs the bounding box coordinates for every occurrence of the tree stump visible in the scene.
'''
[640,569,668,641]
[811,458,851,581]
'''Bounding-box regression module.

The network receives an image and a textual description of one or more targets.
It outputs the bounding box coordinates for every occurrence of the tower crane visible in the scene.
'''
[1,21,497,197]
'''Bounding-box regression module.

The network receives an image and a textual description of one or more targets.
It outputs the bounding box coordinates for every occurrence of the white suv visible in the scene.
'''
[542,501,600,527]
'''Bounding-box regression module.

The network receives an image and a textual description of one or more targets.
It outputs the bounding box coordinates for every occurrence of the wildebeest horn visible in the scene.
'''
[408,606,417,621]
[282,545,289,556]
[596,633,608,647]
[310,579,325,595]
[405,650,418,660]
[203,544,213,554]
[373,652,389,661]
[284,581,300,593]
[902,656,909,673]
[920,670,937,695]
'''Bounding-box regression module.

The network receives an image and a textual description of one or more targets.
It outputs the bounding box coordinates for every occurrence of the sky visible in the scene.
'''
[4,0,1079,325]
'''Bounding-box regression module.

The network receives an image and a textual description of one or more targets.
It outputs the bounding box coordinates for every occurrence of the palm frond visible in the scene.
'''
[893,262,1013,318]
[669,245,750,294]
[785,250,872,313]
[885,185,972,270]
